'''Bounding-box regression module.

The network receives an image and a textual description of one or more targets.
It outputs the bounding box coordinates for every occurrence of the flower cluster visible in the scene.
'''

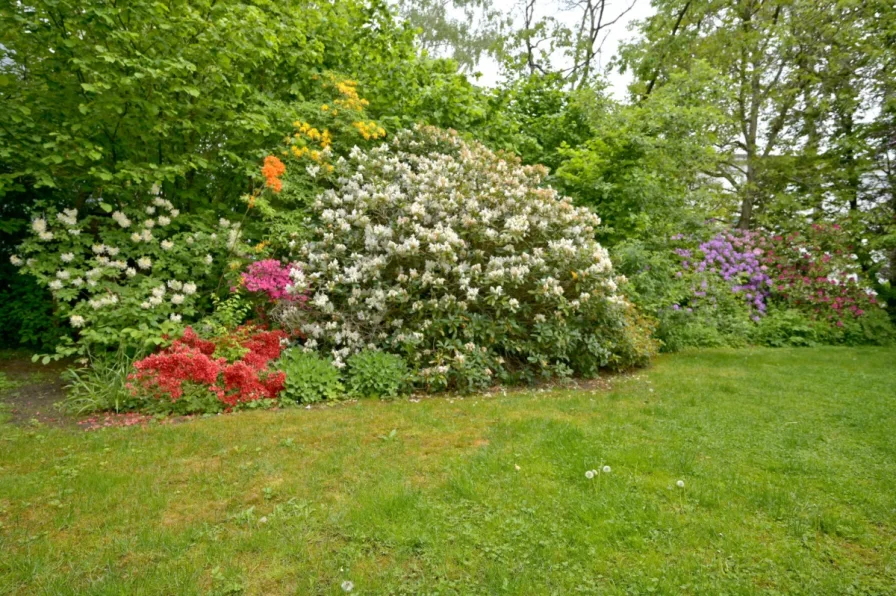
[262,156,286,193]
[129,326,287,409]
[275,126,652,388]
[673,231,772,319]
[240,259,307,303]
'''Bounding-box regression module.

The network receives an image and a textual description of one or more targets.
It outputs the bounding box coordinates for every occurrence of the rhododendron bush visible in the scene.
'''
[277,126,657,389]
[128,326,287,414]
[619,226,893,351]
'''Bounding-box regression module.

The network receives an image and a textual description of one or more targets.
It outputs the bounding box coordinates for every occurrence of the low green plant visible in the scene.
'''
[278,350,343,404]
[750,308,819,347]
[346,350,409,399]
[0,372,23,394]
[61,352,140,414]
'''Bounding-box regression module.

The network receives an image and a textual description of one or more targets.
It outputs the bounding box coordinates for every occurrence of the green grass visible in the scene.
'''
[1,347,895,594]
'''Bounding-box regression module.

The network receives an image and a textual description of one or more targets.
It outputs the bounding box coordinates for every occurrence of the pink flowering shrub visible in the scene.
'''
[240,259,306,302]
[763,224,878,326]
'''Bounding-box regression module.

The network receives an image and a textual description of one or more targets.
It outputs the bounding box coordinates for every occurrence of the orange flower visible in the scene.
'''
[262,155,286,193]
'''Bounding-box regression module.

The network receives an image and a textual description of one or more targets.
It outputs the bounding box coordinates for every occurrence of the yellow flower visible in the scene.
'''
[321,104,329,111]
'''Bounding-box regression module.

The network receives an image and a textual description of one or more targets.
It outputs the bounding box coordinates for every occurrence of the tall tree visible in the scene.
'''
[621,0,831,229]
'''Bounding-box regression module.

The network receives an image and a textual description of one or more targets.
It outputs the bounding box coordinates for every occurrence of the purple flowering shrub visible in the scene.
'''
[617,226,893,351]
[673,231,772,321]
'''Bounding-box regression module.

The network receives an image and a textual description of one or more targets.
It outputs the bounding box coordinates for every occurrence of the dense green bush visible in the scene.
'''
[278,350,344,404]
[346,350,409,399]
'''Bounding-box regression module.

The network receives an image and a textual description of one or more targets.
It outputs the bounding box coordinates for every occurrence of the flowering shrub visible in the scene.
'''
[239,259,307,304]
[10,187,258,361]
[620,225,893,351]
[276,126,656,390]
[128,326,287,413]
[674,231,772,319]
[762,224,879,325]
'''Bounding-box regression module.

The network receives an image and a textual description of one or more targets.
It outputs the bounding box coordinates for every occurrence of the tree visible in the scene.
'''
[0,0,419,213]
[621,0,833,228]
[555,63,730,244]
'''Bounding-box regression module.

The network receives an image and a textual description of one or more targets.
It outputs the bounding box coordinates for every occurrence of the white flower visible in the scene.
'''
[171,294,185,305]
[169,313,182,323]
[183,282,197,295]
[70,315,85,328]
[39,231,54,241]
[602,465,611,474]
[144,219,155,229]
[341,581,354,592]
[146,206,156,215]
[219,218,230,228]
[676,480,685,488]
[585,470,595,479]
[31,218,48,234]
[131,232,142,243]
[56,270,71,280]
[149,295,163,306]
[68,229,81,236]
[71,277,84,287]
[161,240,174,251]
[141,229,153,242]
[140,301,151,309]
[92,244,106,254]
[57,208,78,226]
[151,286,166,298]
[10,255,23,266]
[48,280,63,290]
[157,215,171,226]
[106,246,120,257]
[151,182,161,195]
[61,252,75,263]
[186,236,194,245]
[137,257,152,270]
[204,254,213,265]
[167,280,183,291]
[126,267,137,277]
[112,211,132,228]
[170,209,180,218]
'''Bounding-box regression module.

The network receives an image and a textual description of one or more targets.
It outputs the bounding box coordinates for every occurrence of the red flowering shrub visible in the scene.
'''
[128,325,288,413]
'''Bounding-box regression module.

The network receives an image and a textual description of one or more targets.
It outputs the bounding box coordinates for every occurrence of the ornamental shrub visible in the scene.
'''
[630,225,893,351]
[278,350,344,404]
[10,187,258,361]
[346,350,409,399]
[127,326,287,414]
[276,126,656,389]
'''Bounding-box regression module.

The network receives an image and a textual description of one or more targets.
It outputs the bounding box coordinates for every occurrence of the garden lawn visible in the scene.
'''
[1,348,895,595]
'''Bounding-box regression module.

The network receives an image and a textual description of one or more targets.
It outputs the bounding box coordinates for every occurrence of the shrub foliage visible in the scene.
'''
[277,126,657,389]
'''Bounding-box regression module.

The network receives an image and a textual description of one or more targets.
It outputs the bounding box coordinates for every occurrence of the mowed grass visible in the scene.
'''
[1,348,895,595]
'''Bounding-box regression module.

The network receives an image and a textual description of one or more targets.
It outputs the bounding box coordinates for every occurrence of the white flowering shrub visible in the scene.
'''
[11,188,255,361]
[279,127,657,390]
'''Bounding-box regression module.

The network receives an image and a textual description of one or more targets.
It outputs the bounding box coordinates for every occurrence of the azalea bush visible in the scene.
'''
[127,326,287,414]
[9,187,261,362]
[276,126,657,390]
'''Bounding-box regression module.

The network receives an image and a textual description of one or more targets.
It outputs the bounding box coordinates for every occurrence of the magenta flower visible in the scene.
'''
[241,259,305,302]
